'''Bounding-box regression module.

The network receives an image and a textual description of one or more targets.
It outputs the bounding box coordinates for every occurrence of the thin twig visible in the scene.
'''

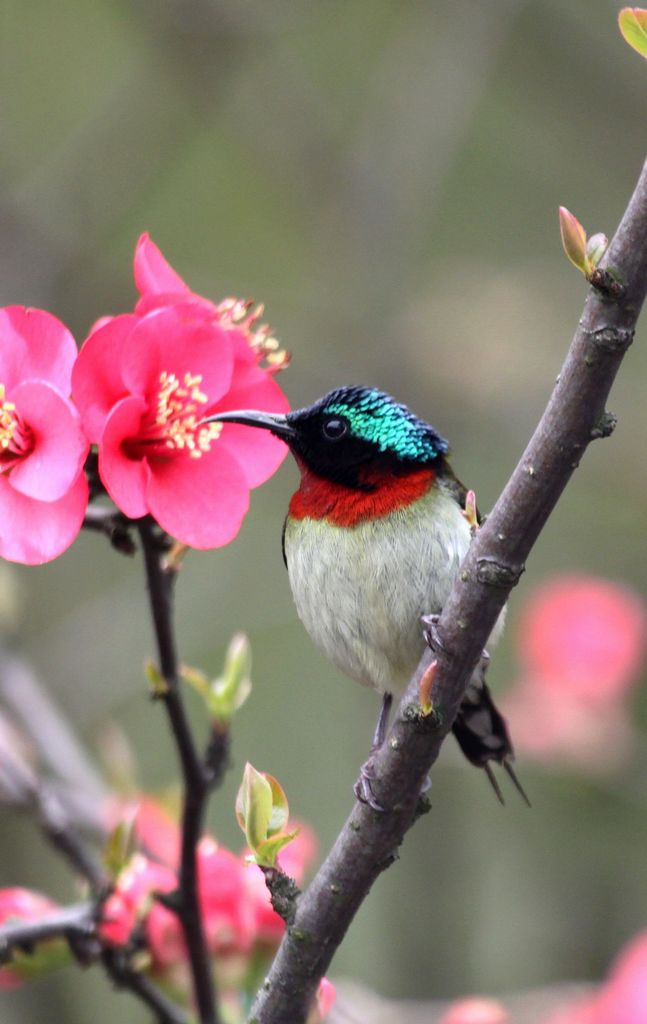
[102,949,193,1024]
[82,506,137,555]
[249,159,647,1023]
[0,902,191,1024]
[0,901,96,958]
[138,518,220,1024]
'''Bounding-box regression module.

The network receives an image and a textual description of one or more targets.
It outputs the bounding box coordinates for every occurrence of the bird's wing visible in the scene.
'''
[281,514,288,569]
[438,459,484,525]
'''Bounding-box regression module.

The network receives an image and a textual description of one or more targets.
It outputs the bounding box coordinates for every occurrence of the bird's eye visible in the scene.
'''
[322,416,348,441]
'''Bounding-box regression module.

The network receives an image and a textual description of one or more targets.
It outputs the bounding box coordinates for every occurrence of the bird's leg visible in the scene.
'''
[371,691,393,750]
[354,692,393,812]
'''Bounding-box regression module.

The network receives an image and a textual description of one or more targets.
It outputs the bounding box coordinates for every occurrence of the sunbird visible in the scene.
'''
[206,386,527,807]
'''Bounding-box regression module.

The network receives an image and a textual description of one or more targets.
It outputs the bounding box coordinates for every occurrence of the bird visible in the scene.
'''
[205,385,528,808]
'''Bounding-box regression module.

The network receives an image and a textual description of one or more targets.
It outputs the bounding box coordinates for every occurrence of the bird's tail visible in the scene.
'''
[452,662,530,806]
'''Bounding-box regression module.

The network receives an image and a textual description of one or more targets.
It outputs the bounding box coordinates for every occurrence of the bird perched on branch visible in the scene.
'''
[206,386,527,808]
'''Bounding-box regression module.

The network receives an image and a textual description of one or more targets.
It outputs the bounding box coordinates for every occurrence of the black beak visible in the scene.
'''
[202,409,296,442]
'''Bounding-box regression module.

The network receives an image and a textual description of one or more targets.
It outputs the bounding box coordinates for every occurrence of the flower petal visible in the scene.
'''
[134,292,217,319]
[134,234,192,297]
[0,307,77,394]
[9,381,88,501]
[121,307,234,409]
[0,472,88,565]
[73,315,138,441]
[146,445,249,548]
[215,363,290,487]
[99,396,150,519]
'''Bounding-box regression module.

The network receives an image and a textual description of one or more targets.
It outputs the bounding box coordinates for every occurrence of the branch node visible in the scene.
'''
[584,325,635,358]
[261,867,300,927]
[414,792,432,821]
[403,701,442,733]
[476,558,525,588]
[588,266,625,300]
[590,410,618,439]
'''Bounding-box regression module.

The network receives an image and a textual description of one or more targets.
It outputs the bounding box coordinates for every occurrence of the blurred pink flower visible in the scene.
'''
[519,576,645,701]
[0,887,60,989]
[0,306,89,564]
[99,854,176,948]
[72,235,289,548]
[306,977,337,1024]
[440,995,509,1024]
[505,575,646,769]
[103,795,180,867]
[197,839,256,958]
[546,930,647,1024]
[594,930,647,1023]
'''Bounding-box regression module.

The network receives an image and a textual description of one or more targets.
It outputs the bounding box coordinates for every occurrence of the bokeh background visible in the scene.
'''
[2,1,647,1020]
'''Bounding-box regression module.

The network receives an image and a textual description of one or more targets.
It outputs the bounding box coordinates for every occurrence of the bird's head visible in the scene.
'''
[204,385,449,488]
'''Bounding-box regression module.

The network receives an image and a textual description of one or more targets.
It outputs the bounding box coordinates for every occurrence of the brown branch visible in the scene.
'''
[138,519,221,1024]
[249,160,647,1023]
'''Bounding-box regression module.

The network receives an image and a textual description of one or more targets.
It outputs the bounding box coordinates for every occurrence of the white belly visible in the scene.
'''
[284,487,474,694]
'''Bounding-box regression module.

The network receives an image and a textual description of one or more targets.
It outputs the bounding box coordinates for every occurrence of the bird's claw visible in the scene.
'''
[354,759,385,812]
[422,613,446,653]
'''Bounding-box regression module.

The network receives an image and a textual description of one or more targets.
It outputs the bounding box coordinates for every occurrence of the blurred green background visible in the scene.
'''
[2,1,647,1020]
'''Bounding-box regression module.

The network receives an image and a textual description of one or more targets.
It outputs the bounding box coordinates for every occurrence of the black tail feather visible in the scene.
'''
[452,667,529,806]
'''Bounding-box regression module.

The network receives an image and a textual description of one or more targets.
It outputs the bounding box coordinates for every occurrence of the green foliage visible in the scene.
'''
[619,7,647,58]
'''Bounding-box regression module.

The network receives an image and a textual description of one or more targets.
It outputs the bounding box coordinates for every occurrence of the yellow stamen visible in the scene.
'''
[154,371,221,458]
[216,297,291,373]
[0,384,17,450]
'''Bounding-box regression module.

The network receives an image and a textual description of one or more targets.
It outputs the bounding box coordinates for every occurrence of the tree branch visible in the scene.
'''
[249,159,647,1023]
[0,901,96,957]
[138,519,221,1024]
[0,902,192,1024]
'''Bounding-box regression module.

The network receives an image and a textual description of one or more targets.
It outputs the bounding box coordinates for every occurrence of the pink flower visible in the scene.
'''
[103,795,180,867]
[99,854,176,948]
[145,839,257,970]
[0,887,59,989]
[439,996,509,1024]
[505,575,646,769]
[519,576,645,702]
[546,931,647,1024]
[306,977,337,1024]
[0,307,89,564]
[72,235,289,548]
[593,930,647,1024]
[197,839,256,958]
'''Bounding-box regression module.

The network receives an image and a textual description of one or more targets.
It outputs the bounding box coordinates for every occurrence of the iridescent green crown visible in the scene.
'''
[320,386,448,463]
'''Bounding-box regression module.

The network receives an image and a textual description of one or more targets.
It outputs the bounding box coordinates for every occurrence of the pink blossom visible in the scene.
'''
[518,576,645,701]
[594,930,647,1023]
[99,854,176,948]
[197,839,256,957]
[72,236,289,548]
[546,931,647,1024]
[504,678,633,770]
[0,887,59,989]
[306,977,337,1023]
[0,307,89,564]
[103,795,180,867]
[145,840,257,969]
[505,575,645,768]
[439,996,509,1024]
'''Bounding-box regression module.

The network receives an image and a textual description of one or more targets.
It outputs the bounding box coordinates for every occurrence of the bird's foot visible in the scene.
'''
[422,613,446,653]
[354,757,385,812]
